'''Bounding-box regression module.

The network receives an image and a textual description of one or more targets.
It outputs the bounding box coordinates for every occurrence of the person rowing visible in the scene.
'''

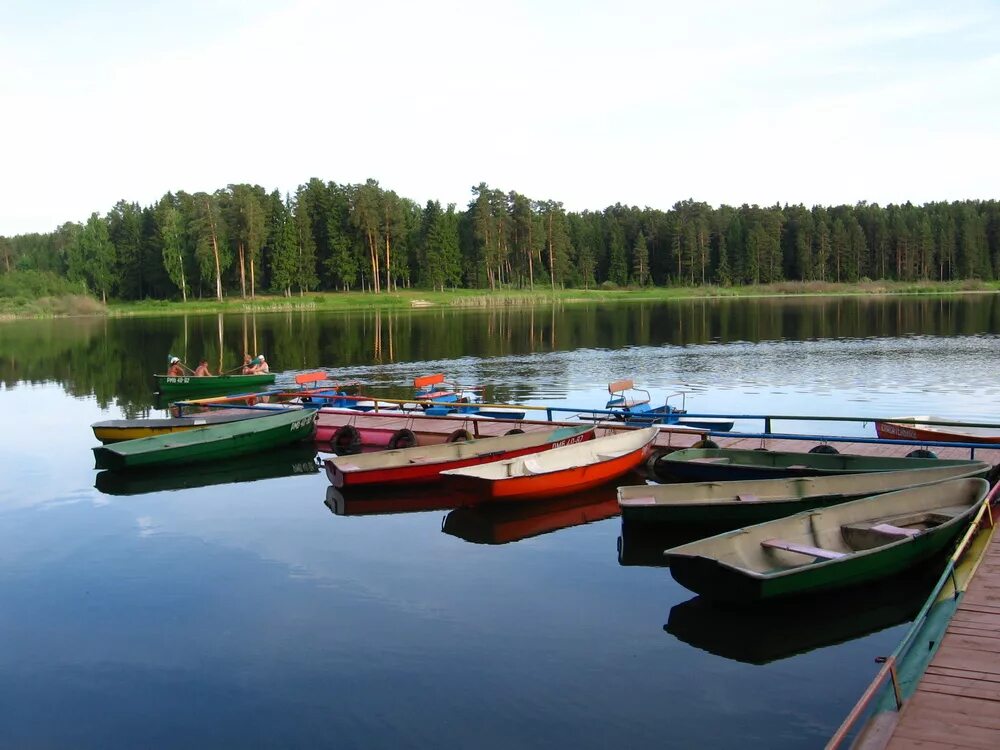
[167,356,185,376]
[247,354,269,374]
[193,359,212,376]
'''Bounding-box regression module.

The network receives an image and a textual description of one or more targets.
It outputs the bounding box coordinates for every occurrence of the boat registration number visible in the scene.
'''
[552,433,591,449]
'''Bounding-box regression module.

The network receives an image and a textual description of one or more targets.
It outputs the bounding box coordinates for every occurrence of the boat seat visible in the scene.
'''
[690,457,731,464]
[522,458,545,475]
[760,538,846,560]
[597,451,628,460]
[735,494,761,503]
[626,402,652,413]
[621,496,656,506]
[870,523,921,538]
[408,456,430,464]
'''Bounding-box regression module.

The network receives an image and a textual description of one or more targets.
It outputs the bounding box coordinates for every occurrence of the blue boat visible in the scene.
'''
[415,373,526,420]
[605,379,734,432]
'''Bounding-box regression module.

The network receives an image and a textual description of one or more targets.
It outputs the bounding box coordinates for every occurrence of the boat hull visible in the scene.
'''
[91,408,271,443]
[154,373,276,395]
[669,528,963,603]
[443,428,657,502]
[664,478,988,603]
[326,426,596,488]
[875,416,1000,444]
[618,464,991,526]
[92,408,316,470]
[654,447,980,482]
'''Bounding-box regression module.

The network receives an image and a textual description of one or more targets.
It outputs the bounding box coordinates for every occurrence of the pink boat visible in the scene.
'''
[315,408,479,451]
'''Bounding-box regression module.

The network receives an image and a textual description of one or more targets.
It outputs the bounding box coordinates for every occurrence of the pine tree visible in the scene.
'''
[607,223,627,286]
[631,232,649,285]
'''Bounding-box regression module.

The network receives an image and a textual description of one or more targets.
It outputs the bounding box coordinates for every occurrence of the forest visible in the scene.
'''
[1,178,999,302]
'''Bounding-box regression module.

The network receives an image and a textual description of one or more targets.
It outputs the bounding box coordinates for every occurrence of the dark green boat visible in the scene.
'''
[653,447,982,482]
[618,462,991,526]
[663,477,989,603]
[154,373,276,396]
[93,407,317,471]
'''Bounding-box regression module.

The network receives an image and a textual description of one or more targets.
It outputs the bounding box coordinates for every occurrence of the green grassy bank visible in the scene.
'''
[3,279,999,320]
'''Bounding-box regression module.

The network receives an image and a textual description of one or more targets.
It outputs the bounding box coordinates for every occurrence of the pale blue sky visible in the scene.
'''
[2,0,998,235]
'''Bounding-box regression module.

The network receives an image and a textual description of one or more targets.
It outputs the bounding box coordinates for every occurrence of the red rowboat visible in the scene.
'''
[874,416,1000,444]
[441,426,659,502]
[324,425,595,488]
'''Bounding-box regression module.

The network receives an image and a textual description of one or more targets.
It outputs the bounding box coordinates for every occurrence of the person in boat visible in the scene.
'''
[167,357,185,376]
[253,354,269,374]
[241,354,253,374]
[194,359,212,376]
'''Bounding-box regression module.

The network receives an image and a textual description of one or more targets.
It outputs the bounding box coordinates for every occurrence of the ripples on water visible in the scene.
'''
[1,298,999,749]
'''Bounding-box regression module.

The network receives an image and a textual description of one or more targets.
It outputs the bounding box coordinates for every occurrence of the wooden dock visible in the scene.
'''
[314,409,1000,464]
[878,528,1000,749]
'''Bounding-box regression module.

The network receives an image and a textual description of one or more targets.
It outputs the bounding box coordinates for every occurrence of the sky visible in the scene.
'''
[2,0,998,236]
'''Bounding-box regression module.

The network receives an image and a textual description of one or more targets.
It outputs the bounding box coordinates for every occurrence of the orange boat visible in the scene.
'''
[441,426,658,502]
[874,416,1000,444]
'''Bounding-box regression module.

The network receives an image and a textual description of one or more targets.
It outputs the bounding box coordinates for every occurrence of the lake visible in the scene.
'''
[1,294,999,749]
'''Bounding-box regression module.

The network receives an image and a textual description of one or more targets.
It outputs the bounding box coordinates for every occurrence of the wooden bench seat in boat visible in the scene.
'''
[869,523,920,538]
[620,496,657,506]
[760,538,847,560]
[735,494,761,503]
[840,509,962,550]
[522,458,545,475]
[597,451,629,460]
[690,457,732,464]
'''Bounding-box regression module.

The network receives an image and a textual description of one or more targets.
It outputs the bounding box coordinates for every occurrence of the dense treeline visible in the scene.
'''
[2,179,999,301]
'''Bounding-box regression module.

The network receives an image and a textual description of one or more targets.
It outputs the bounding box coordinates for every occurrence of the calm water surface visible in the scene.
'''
[2,296,1000,749]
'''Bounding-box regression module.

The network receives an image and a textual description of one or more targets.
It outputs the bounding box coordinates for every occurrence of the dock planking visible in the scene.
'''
[884,535,1000,749]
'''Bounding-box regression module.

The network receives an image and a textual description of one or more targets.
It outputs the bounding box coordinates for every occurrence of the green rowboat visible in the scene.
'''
[653,447,982,482]
[619,462,991,526]
[154,373,276,395]
[92,407,317,471]
[91,407,285,444]
[663,477,989,603]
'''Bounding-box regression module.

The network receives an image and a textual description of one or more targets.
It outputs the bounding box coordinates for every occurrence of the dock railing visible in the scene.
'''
[824,482,1000,750]
[175,390,1000,456]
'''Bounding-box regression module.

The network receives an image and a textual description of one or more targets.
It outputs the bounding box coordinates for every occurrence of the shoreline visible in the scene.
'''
[2,280,997,321]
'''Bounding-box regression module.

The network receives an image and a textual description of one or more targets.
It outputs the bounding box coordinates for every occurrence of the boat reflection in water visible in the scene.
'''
[94,444,320,496]
[324,486,463,517]
[663,561,942,665]
[442,484,622,545]
[617,518,726,568]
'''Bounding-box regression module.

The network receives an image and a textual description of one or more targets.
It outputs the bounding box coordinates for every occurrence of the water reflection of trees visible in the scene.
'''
[1,296,997,409]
